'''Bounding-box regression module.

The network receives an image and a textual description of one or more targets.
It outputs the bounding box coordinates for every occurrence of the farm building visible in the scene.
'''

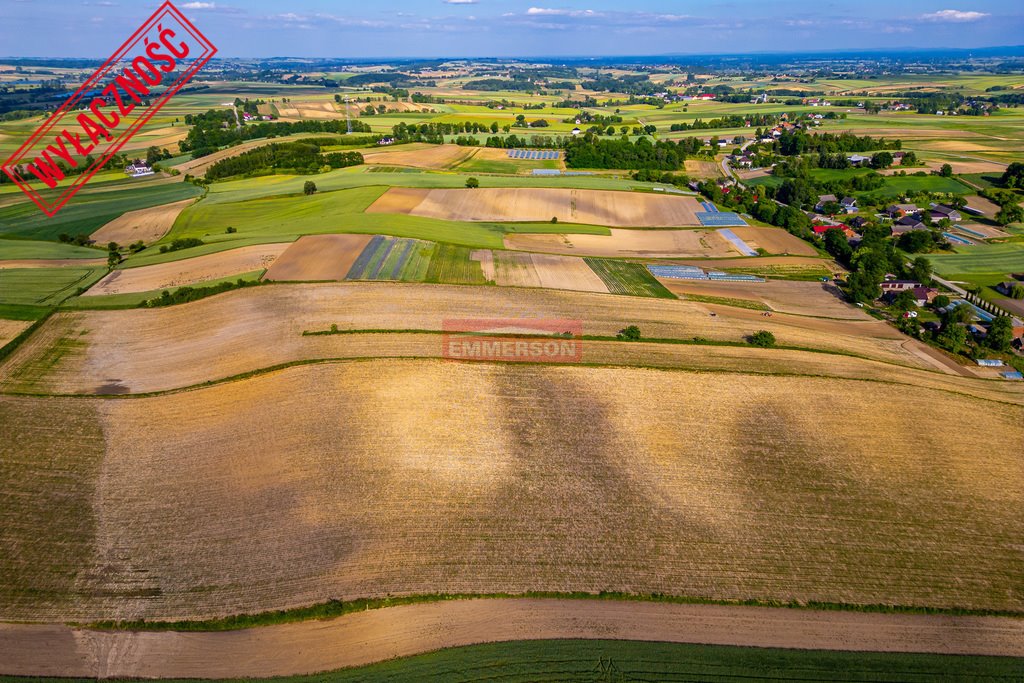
[930,204,962,222]
[124,163,153,177]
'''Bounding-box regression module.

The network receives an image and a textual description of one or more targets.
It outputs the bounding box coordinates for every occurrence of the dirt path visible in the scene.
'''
[1,600,1022,678]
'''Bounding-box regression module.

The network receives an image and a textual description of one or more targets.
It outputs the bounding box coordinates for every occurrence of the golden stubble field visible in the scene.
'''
[504,229,737,258]
[0,283,950,395]
[84,244,290,296]
[90,199,197,246]
[361,143,477,170]
[1,359,1022,622]
[369,187,706,227]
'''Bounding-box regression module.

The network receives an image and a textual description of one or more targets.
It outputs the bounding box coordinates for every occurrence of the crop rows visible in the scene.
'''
[583,258,676,299]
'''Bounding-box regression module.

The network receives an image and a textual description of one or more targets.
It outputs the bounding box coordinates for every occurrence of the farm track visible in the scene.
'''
[2,599,1024,678]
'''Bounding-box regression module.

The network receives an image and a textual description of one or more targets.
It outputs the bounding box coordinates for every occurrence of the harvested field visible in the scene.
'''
[264,235,373,282]
[0,283,984,395]
[90,199,197,246]
[3,602,1024,679]
[293,101,346,120]
[369,187,706,228]
[362,144,476,170]
[0,259,106,269]
[0,319,30,347]
[505,229,737,258]
[480,251,610,293]
[925,159,1007,175]
[662,279,867,319]
[728,226,819,257]
[84,244,289,297]
[1,359,1023,622]
[684,159,722,179]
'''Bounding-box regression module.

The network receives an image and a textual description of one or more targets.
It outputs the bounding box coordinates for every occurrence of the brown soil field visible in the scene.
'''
[662,279,867,319]
[263,234,373,282]
[0,283,1000,396]
[505,229,737,258]
[1,359,1022,622]
[0,319,30,347]
[727,226,819,257]
[0,259,105,269]
[962,195,1003,219]
[362,143,475,170]
[83,244,289,297]
[369,187,706,227]
[90,199,196,246]
[473,250,610,293]
[997,297,1024,317]
[737,168,770,181]
[2,601,1023,678]
[955,222,1011,239]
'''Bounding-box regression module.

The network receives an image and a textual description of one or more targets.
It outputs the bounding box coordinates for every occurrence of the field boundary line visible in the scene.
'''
[1,351,1020,407]
[2,599,1023,678]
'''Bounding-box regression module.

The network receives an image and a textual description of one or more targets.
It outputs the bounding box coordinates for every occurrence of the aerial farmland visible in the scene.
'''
[1,7,1024,679]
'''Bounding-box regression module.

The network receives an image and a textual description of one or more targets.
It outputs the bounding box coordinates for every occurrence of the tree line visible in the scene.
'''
[181,110,373,158]
[566,135,687,170]
[204,142,363,181]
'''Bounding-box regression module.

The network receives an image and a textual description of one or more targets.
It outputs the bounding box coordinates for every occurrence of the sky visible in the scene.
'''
[1,1,1022,59]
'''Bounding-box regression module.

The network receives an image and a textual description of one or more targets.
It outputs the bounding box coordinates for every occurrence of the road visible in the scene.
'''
[2,599,1023,678]
[720,137,756,183]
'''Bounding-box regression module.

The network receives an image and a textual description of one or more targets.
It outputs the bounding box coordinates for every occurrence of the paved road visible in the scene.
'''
[2,600,1023,678]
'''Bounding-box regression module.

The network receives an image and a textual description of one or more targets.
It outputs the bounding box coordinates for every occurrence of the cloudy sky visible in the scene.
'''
[1,1,1020,58]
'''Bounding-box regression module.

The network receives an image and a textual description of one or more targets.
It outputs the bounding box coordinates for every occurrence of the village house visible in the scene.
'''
[880,280,921,294]
[884,204,920,219]
[814,194,838,212]
[840,196,858,213]
[847,154,871,166]
[124,162,153,177]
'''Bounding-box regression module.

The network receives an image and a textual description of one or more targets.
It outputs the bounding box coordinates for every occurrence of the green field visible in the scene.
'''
[424,243,489,285]
[584,258,676,298]
[0,181,204,241]
[746,170,971,198]
[928,243,1024,279]
[0,266,106,306]
[345,236,434,282]
[3,639,1019,682]
[0,239,104,260]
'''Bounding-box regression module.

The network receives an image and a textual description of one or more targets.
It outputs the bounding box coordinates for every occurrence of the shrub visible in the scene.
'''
[616,325,641,341]
[465,177,480,189]
[749,330,776,347]
[303,180,317,195]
